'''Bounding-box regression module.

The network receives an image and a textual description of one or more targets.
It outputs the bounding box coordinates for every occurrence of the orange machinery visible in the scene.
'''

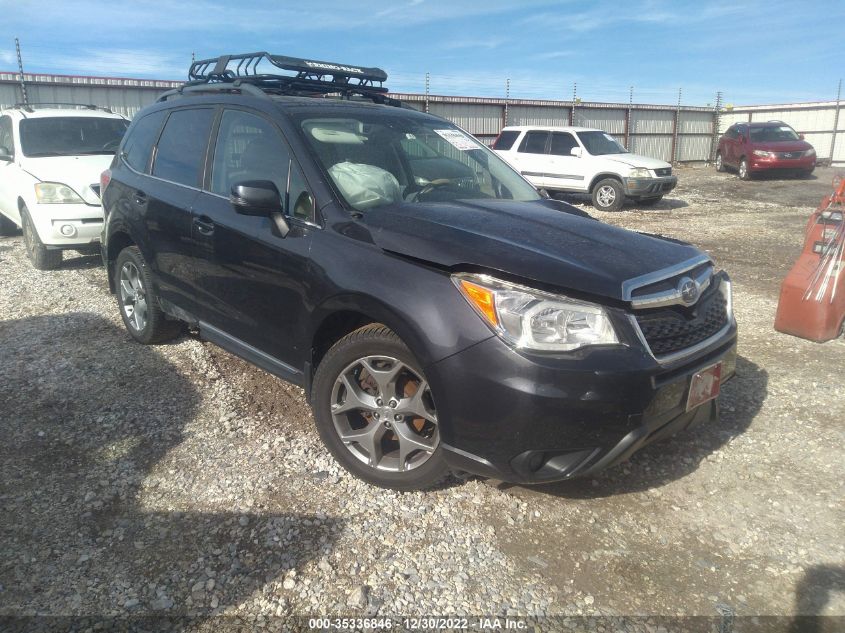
[774,176,845,342]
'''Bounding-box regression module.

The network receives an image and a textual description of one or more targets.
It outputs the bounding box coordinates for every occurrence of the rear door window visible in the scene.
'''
[517,131,549,154]
[493,130,520,150]
[549,132,578,156]
[123,110,166,173]
[152,108,215,187]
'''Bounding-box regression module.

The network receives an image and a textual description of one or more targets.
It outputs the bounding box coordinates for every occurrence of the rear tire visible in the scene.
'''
[0,213,17,236]
[715,151,724,172]
[591,178,624,212]
[638,196,663,207]
[115,246,182,344]
[311,323,449,491]
[21,206,62,270]
[798,169,815,179]
[738,158,751,180]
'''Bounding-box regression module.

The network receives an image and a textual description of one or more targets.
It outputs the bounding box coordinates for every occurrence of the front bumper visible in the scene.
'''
[28,202,103,248]
[749,155,815,172]
[623,175,677,198]
[433,325,737,484]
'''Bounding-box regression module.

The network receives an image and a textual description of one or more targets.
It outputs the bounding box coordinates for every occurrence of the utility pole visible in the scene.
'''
[15,37,28,106]
[830,79,842,165]
[503,78,510,127]
[672,87,682,164]
[569,81,577,125]
[424,72,430,113]
[624,85,633,149]
[710,91,723,163]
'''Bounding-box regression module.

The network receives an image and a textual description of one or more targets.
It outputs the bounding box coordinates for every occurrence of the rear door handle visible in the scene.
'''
[193,216,215,236]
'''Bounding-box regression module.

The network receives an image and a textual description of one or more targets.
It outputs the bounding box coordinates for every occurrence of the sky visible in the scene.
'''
[1,0,843,107]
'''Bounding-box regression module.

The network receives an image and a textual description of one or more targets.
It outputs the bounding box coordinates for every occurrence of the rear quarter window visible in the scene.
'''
[152,109,215,187]
[493,130,520,150]
[123,110,167,173]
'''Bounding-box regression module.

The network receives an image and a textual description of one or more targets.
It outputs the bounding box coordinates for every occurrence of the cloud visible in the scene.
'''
[35,48,187,79]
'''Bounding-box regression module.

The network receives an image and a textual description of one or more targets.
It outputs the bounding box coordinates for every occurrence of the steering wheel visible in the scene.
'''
[415,178,454,197]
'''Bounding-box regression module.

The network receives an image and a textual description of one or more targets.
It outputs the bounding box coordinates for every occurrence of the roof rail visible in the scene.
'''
[157,52,402,107]
[13,102,113,113]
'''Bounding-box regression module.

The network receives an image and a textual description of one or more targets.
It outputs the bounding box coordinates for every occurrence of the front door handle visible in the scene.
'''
[134,190,147,205]
[193,216,214,236]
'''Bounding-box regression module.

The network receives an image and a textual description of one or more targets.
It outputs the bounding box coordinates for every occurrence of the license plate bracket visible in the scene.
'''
[686,362,722,411]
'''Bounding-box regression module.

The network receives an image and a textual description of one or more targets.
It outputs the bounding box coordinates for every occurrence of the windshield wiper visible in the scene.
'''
[24,151,71,157]
[76,150,117,155]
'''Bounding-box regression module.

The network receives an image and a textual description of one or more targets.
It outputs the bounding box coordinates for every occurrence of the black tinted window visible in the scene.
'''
[123,110,166,172]
[0,116,12,156]
[549,132,578,156]
[211,110,290,197]
[153,109,215,187]
[518,131,549,154]
[493,130,519,150]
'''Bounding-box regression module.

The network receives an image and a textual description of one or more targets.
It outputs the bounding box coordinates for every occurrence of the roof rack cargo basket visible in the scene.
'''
[158,52,401,106]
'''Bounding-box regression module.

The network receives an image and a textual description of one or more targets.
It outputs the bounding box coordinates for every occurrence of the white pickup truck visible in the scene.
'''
[493,125,677,212]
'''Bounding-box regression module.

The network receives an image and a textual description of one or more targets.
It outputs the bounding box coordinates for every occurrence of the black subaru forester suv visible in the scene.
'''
[101,53,737,490]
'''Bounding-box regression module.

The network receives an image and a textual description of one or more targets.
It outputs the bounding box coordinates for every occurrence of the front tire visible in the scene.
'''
[115,246,182,344]
[311,324,449,491]
[591,178,624,212]
[738,158,751,180]
[715,151,724,172]
[21,206,62,270]
[0,213,17,236]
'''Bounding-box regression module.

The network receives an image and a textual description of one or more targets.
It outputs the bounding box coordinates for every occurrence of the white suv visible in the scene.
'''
[493,126,677,212]
[0,105,129,269]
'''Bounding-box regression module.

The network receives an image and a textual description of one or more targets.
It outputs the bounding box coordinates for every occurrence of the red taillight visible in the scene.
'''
[100,169,111,196]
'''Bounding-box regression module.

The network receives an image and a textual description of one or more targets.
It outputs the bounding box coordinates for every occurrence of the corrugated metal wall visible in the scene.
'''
[718,101,844,164]
[1,72,727,162]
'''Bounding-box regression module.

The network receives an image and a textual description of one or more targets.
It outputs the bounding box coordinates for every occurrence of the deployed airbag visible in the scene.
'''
[328,161,402,210]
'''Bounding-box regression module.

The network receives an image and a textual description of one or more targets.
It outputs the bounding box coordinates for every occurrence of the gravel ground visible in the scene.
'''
[0,166,843,630]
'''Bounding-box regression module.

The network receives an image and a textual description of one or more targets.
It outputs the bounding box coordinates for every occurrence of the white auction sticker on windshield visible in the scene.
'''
[434,129,478,150]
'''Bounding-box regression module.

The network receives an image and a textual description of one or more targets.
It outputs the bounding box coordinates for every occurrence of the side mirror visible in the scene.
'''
[799,133,805,140]
[570,147,583,158]
[230,180,290,238]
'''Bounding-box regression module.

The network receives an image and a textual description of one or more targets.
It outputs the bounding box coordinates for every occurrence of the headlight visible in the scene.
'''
[34,182,85,204]
[805,148,816,157]
[752,150,771,157]
[629,167,651,178]
[453,273,619,351]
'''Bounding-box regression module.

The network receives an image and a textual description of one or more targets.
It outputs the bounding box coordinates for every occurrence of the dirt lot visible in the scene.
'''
[0,166,843,630]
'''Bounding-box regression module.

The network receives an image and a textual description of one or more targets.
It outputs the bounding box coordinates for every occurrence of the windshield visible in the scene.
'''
[20,117,129,157]
[294,113,540,211]
[749,125,800,142]
[576,131,628,155]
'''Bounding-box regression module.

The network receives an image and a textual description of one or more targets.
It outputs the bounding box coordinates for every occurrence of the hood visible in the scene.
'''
[22,155,113,204]
[751,140,812,153]
[364,199,702,302]
[601,153,671,170]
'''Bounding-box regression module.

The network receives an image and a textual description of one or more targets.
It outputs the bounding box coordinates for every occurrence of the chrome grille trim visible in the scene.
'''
[621,254,712,303]
[630,264,713,309]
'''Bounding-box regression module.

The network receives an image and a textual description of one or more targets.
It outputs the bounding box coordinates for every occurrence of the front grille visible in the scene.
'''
[635,284,729,357]
[776,151,802,159]
[654,167,672,177]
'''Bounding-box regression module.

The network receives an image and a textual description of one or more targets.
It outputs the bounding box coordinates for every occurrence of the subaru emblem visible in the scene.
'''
[679,277,699,305]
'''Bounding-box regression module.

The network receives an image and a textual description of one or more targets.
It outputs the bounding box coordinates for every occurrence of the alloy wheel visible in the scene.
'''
[330,355,438,472]
[596,185,617,208]
[119,261,148,332]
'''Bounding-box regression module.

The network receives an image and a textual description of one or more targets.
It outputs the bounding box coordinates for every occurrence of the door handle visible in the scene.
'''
[193,216,215,236]
[134,190,147,205]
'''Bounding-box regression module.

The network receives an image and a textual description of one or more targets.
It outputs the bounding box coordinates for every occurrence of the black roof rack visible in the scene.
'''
[158,52,403,107]
[13,102,114,114]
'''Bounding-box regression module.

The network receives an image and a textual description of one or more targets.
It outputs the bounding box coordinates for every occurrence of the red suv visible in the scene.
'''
[716,121,816,180]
